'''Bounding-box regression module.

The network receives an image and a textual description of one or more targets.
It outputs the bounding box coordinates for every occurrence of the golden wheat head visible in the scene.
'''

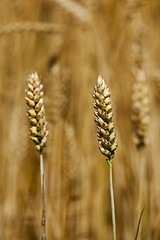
[93,76,117,161]
[132,70,150,149]
[25,72,49,152]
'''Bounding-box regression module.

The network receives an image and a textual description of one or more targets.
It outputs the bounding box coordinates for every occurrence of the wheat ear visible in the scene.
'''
[132,70,150,149]
[131,17,150,149]
[25,72,49,240]
[93,75,117,240]
[46,63,71,124]
[131,15,150,239]
[131,63,150,240]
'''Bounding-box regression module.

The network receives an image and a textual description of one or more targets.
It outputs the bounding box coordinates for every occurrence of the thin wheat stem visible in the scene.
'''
[0,22,64,36]
[107,161,116,240]
[40,153,46,240]
[138,149,147,213]
[138,149,149,239]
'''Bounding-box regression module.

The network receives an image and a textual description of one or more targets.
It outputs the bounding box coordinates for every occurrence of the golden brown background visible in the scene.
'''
[0,0,160,239]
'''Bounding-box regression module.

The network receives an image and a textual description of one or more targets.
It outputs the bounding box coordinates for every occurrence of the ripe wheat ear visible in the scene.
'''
[93,75,117,240]
[25,72,49,240]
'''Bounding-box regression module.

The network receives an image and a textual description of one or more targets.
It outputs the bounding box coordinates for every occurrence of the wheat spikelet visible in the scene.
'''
[0,22,64,36]
[93,75,117,161]
[25,72,48,152]
[46,63,71,124]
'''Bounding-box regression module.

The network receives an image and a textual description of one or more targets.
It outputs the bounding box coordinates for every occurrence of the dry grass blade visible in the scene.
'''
[0,22,64,36]
[134,209,144,240]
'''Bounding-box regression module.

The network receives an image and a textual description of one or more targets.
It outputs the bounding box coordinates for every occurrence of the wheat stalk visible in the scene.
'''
[25,72,49,240]
[93,75,117,240]
[64,121,81,238]
[0,22,64,36]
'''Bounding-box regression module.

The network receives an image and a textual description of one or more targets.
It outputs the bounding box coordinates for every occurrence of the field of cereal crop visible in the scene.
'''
[0,1,160,240]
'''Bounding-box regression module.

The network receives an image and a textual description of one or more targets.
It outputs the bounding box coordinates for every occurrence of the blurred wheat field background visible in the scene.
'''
[1,0,160,240]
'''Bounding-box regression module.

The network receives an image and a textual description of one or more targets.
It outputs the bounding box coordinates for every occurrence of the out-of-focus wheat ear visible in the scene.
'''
[93,75,117,240]
[131,16,150,150]
[131,16,147,70]
[131,70,150,149]
[46,63,71,124]
[25,72,48,240]
[131,15,150,240]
